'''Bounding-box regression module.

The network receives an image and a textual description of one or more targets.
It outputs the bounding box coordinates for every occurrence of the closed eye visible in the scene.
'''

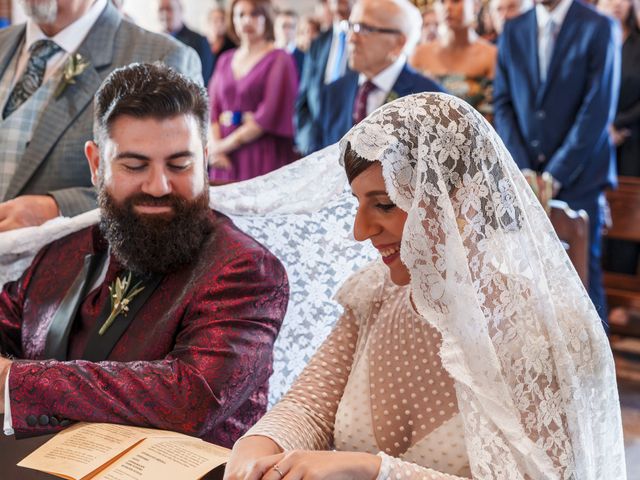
[376,203,396,212]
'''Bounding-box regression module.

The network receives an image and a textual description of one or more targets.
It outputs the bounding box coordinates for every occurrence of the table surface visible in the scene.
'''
[0,415,224,480]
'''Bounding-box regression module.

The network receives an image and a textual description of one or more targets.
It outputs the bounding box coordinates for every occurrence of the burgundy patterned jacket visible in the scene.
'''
[0,211,289,446]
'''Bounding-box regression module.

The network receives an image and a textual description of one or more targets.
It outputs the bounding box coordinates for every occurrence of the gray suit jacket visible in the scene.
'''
[0,2,202,216]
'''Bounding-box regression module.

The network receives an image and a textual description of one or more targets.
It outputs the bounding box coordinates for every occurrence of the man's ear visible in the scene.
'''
[85,141,101,186]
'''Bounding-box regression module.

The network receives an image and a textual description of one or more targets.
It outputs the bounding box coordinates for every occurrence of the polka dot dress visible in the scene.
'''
[246,262,471,479]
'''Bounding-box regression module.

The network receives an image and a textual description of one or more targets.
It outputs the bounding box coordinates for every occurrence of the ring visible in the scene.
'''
[272,464,285,478]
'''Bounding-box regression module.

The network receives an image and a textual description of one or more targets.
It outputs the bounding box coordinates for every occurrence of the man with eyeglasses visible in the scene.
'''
[318,0,445,149]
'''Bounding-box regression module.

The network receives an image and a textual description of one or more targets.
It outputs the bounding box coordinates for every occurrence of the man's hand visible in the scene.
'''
[0,356,12,414]
[0,195,60,232]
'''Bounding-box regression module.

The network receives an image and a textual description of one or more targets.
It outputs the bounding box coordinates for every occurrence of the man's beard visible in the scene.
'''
[19,0,58,24]
[98,188,214,276]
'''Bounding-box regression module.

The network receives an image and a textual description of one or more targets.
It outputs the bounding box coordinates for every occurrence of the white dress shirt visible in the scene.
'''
[535,0,573,69]
[10,0,107,87]
[324,20,349,85]
[358,54,406,117]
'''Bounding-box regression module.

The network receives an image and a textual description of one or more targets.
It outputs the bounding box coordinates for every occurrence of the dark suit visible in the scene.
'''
[493,0,620,317]
[0,211,288,446]
[173,24,215,86]
[295,28,335,155]
[0,3,201,217]
[319,63,445,148]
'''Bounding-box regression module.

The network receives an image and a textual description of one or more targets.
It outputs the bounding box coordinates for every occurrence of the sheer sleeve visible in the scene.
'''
[376,452,470,480]
[243,306,361,450]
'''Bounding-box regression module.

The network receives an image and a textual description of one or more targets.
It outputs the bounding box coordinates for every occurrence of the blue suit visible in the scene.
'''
[319,64,445,148]
[295,28,335,155]
[493,0,620,318]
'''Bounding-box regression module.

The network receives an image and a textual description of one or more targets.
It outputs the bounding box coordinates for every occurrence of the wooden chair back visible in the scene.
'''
[549,199,590,288]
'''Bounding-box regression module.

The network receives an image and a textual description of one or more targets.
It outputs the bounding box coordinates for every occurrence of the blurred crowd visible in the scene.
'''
[0,0,639,320]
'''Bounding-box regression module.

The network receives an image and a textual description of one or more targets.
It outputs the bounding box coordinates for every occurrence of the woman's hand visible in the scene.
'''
[211,153,233,170]
[224,436,283,480]
[255,450,381,480]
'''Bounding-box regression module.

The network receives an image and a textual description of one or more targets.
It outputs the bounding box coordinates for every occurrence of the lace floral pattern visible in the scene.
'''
[339,93,625,479]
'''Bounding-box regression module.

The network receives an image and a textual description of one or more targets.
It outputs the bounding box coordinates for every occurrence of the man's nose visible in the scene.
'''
[142,166,172,197]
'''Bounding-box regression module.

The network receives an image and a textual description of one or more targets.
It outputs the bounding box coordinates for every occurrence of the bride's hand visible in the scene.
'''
[257,450,381,480]
[223,436,282,480]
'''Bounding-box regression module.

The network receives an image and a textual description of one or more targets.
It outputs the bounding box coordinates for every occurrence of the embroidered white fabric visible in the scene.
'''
[337,93,625,479]
[0,145,377,406]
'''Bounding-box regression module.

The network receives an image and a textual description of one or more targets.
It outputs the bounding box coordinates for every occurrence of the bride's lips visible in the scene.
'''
[374,242,401,265]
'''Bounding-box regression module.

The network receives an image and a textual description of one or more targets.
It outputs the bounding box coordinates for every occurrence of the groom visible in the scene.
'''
[0,63,289,447]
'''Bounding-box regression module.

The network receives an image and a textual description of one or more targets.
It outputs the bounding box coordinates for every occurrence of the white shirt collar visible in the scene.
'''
[25,0,107,53]
[358,54,407,93]
[536,0,573,29]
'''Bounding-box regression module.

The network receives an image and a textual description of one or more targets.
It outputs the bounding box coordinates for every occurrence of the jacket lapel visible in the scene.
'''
[544,2,578,88]
[82,273,164,362]
[43,251,107,361]
[4,4,121,199]
[0,26,26,82]
[388,64,412,99]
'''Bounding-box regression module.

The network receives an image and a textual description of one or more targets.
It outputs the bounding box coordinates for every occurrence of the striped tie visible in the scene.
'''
[3,39,62,119]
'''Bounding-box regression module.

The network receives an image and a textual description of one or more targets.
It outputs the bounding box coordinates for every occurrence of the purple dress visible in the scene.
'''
[209,48,299,182]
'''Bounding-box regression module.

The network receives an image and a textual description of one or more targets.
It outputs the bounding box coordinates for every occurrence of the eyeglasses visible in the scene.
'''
[348,22,402,36]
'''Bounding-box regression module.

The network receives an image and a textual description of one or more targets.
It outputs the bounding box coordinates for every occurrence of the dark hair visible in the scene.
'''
[93,62,209,148]
[227,0,275,43]
[343,142,375,184]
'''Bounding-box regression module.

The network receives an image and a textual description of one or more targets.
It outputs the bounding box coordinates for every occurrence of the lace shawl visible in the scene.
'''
[338,92,625,479]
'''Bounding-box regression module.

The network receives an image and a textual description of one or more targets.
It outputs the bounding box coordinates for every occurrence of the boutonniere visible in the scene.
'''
[385,90,399,104]
[54,53,90,98]
[98,272,145,336]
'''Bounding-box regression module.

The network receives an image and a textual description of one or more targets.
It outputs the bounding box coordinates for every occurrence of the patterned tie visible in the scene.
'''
[329,29,347,83]
[2,39,62,119]
[353,80,376,125]
[539,19,557,84]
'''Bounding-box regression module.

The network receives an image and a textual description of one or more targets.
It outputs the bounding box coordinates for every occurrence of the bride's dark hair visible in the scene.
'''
[343,142,375,184]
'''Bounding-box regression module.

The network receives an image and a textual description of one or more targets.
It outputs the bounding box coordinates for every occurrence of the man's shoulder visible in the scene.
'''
[396,64,444,95]
[308,28,333,59]
[205,211,283,268]
[569,0,615,29]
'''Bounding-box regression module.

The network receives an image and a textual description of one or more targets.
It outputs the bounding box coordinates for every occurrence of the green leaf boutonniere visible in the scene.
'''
[385,90,399,104]
[54,53,90,98]
[98,272,145,336]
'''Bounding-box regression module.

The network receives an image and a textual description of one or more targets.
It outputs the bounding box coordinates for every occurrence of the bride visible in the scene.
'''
[223,93,626,479]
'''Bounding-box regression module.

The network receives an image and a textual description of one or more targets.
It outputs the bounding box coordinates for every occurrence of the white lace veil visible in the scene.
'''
[339,92,625,479]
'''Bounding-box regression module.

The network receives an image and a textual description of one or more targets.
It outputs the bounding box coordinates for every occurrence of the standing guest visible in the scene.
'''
[207,5,237,75]
[420,5,439,43]
[0,63,289,446]
[295,0,354,155]
[223,93,626,480]
[0,0,201,232]
[274,10,305,78]
[296,16,322,52]
[208,0,298,182]
[491,0,532,34]
[410,0,497,120]
[159,0,214,86]
[493,0,620,321]
[599,0,640,291]
[319,0,444,148]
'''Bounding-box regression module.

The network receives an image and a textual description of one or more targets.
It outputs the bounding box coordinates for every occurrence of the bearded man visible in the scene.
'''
[0,63,289,447]
[0,0,201,232]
